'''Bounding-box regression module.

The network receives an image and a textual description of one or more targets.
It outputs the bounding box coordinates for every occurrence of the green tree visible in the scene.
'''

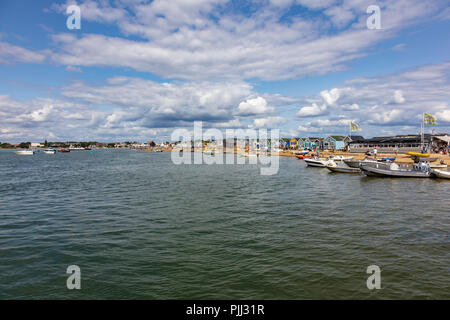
[19,142,31,149]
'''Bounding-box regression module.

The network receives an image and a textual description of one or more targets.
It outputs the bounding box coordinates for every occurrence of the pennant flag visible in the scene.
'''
[350,121,360,131]
[424,113,437,125]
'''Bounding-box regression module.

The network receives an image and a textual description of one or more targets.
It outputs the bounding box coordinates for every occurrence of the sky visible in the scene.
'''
[0,0,449,143]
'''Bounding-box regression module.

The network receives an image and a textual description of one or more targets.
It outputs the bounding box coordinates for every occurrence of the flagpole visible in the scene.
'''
[421,113,424,150]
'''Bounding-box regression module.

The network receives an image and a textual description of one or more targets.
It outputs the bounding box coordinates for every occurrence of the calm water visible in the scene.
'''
[0,149,448,299]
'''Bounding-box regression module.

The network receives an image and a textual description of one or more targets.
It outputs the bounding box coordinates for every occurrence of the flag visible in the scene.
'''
[350,121,360,131]
[424,113,437,125]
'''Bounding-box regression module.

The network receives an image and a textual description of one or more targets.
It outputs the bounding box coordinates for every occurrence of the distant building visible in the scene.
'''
[347,133,449,153]
[324,135,346,150]
[30,142,44,148]
[289,138,298,149]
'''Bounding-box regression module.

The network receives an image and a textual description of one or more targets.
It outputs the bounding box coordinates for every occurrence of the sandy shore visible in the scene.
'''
[321,150,450,165]
[151,147,450,165]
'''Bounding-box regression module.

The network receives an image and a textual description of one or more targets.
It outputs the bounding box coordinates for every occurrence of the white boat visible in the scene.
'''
[330,155,354,161]
[44,149,56,154]
[16,150,34,155]
[305,158,335,167]
[326,164,361,173]
[360,162,431,178]
[432,169,450,179]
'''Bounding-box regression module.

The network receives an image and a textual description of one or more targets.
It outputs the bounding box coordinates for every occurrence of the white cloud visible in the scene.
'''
[0,42,46,64]
[66,65,82,72]
[294,62,450,133]
[296,103,327,117]
[436,109,450,123]
[250,116,285,128]
[393,90,405,104]
[320,88,340,106]
[45,0,445,80]
[237,97,274,116]
[342,103,360,111]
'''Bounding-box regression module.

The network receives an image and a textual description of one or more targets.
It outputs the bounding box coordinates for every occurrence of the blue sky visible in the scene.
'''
[0,0,449,142]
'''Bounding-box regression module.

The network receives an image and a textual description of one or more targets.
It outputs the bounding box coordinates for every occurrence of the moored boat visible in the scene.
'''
[305,158,334,167]
[432,169,450,179]
[44,149,56,154]
[326,163,361,173]
[330,155,354,161]
[360,162,431,178]
[16,150,34,155]
[344,158,378,168]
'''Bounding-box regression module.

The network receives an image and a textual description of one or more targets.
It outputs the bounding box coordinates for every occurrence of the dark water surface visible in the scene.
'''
[0,149,448,299]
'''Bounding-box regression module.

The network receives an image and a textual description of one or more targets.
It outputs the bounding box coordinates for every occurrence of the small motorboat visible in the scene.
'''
[304,157,334,167]
[295,151,309,155]
[326,164,361,173]
[16,150,34,155]
[432,169,450,179]
[44,149,56,154]
[329,155,354,161]
[344,159,379,168]
[60,149,70,153]
[360,162,431,178]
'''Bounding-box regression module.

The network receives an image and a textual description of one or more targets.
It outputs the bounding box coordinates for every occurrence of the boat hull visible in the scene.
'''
[16,150,34,155]
[432,169,450,179]
[326,166,361,173]
[360,165,431,178]
[304,159,326,167]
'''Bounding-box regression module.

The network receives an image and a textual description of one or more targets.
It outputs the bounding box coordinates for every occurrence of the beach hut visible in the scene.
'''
[302,138,313,150]
[324,136,346,150]
[297,138,305,150]
[289,138,298,149]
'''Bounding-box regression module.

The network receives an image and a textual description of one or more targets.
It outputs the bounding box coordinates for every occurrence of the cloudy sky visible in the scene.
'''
[0,0,449,142]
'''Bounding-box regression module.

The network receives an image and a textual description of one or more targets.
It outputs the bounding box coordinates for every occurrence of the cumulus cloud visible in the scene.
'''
[436,109,450,123]
[249,116,285,128]
[320,88,341,106]
[393,90,405,104]
[294,62,450,134]
[237,97,274,116]
[296,103,328,117]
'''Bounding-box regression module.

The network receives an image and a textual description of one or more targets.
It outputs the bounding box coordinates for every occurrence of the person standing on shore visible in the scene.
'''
[394,145,398,156]
[373,146,378,159]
